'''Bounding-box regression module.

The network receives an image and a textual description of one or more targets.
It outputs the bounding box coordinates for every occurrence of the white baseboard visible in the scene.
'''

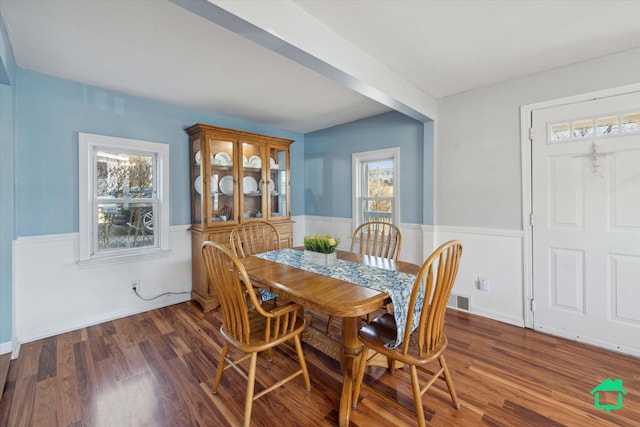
[536,325,640,358]
[470,306,525,328]
[17,294,190,346]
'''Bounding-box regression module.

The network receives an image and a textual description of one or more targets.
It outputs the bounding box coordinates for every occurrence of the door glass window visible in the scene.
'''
[622,112,640,133]
[596,116,619,136]
[549,109,640,142]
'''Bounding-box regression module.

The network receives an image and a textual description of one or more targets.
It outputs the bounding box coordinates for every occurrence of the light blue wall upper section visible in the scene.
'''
[14,69,305,236]
[0,16,16,345]
[304,111,431,224]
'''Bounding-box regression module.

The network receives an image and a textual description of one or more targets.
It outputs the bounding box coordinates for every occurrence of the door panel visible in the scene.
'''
[532,91,640,356]
[610,254,640,324]
[612,151,640,229]
[549,248,584,313]
[550,157,584,228]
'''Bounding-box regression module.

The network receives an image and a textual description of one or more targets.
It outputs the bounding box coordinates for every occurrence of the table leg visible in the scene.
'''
[339,316,362,427]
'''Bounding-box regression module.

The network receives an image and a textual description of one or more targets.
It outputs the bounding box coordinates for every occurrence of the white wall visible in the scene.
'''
[436,47,640,230]
[435,227,524,327]
[434,47,640,328]
[13,226,192,348]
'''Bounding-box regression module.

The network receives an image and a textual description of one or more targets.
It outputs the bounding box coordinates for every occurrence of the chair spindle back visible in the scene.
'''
[201,241,262,344]
[230,221,281,259]
[401,240,462,356]
[350,221,402,261]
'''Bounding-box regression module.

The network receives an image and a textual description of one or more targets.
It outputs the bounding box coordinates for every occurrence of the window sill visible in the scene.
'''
[77,247,172,269]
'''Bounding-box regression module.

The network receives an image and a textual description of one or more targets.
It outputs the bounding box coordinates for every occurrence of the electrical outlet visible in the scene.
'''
[130,280,140,293]
[477,277,489,291]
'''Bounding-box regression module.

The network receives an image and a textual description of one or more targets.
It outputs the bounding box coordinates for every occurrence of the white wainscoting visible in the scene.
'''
[300,215,353,250]
[436,226,525,327]
[13,225,193,349]
[291,215,306,247]
[302,216,429,265]
[303,216,525,327]
[9,218,526,356]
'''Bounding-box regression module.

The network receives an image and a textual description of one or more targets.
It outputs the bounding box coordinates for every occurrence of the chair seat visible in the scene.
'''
[221,302,306,353]
[359,313,448,366]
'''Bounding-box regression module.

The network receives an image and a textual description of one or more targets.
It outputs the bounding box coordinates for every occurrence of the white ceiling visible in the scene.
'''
[2,0,640,133]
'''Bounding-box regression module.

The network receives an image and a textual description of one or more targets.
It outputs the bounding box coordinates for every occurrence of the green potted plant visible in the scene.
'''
[303,234,340,267]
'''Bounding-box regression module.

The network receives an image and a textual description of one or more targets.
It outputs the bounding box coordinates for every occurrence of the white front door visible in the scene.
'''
[531,91,640,356]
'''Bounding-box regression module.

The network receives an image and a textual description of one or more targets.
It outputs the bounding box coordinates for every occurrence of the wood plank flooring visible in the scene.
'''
[0,354,9,400]
[1,301,638,426]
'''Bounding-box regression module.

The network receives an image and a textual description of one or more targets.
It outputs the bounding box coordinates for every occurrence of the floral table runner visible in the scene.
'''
[254,248,421,348]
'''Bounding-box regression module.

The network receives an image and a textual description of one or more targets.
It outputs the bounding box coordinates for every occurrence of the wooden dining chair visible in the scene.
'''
[350,221,402,260]
[201,241,311,427]
[230,220,281,304]
[325,221,403,335]
[352,240,463,427]
[230,220,281,259]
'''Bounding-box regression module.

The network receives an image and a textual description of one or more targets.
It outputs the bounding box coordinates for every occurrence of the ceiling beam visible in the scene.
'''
[171,0,436,122]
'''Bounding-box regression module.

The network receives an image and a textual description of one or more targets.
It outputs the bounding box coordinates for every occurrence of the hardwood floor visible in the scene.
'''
[0,354,9,400]
[1,301,638,426]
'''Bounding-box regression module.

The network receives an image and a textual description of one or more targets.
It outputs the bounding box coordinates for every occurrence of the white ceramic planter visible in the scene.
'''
[303,250,337,267]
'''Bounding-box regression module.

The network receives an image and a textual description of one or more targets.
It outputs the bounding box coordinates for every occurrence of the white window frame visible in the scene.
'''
[78,133,170,265]
[352,147,401,231]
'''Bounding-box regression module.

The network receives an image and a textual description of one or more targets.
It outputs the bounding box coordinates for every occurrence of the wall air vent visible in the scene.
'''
[447,293,471,311]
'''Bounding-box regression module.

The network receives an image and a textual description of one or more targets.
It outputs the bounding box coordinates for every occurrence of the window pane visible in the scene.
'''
[622,112,640,133]
[361,199,392,223]
[97,151,154,198]
[572,119,593,138]
[596,116,619,136]
[550,123,570,141]
[364,159,393,197]
[98,202,155,251]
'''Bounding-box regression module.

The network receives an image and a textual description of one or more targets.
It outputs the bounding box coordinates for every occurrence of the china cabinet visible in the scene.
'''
[186,123,294,311]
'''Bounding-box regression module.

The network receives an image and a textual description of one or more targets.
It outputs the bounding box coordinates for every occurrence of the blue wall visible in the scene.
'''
[14,70,305,236]
[304,111,432,224]
[0,18,16,345]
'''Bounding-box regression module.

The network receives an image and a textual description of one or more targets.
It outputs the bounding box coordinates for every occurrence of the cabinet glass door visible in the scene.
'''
[268,147,288,219]
[241,141,264,220]
[191,137,203,225]
[208,137,235,224]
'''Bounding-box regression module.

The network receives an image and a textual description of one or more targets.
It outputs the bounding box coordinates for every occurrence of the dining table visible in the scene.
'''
[240,247,420,427]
